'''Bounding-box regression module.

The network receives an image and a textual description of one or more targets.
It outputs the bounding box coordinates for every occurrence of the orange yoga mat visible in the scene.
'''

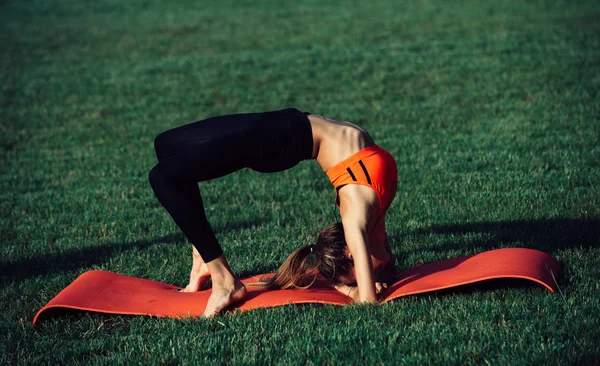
[33,248,560,324]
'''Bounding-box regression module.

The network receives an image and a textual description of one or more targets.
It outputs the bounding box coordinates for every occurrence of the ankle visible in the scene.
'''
[211,272,236,287]
[192,262,208,272]
[206,255,236,280]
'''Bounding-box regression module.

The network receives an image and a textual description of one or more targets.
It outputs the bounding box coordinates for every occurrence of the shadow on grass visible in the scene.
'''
[416,277,547,299]
[1,219,266,285]
[395,218,599,253]
[4,218,597,286]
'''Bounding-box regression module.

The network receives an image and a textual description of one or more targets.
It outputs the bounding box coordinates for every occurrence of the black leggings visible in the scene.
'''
[149,108,313,263]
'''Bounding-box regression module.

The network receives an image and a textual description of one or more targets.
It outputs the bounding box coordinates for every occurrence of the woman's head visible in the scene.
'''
[313,222,353,285]
[263,222,354,289]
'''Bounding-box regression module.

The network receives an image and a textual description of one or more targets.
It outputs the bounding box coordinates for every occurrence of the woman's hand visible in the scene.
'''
[333,282,387,302]
[375,282,388,297]
[333,283,361,302]
[376,261,398,285]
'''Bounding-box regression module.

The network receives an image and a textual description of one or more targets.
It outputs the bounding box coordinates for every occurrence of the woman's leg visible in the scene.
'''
[148,155,226,263]
[149,113,261,263]
[182,246,210,293]
[148,109,312,316]
[149,114,263,315]
[149,108,311,263]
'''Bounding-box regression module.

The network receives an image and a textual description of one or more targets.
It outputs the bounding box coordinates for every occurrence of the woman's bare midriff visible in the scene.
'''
[308,114,375,172]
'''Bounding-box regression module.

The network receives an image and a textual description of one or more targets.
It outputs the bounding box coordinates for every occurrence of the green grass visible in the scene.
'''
[2,0,599,363]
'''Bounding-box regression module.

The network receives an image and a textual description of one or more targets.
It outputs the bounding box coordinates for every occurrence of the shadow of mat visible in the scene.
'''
[399,218,599,253]
[1,218,266,284]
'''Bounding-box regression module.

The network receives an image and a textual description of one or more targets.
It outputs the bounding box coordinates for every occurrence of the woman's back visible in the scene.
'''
[307,114,375,172]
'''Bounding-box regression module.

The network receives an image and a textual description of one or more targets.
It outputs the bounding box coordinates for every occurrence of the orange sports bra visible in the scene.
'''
[325,145,398,217]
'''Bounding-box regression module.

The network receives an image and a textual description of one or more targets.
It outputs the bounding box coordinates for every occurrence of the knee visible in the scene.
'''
[154,131,165,150]
[148,164,163,188]
[153,131,170,159]
[149,163,183,190]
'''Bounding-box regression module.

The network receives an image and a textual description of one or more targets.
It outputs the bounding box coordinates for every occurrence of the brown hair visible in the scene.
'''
[262,222,353,289]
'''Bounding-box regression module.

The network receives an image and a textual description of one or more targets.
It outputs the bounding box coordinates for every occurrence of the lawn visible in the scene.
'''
[1,0,599,364]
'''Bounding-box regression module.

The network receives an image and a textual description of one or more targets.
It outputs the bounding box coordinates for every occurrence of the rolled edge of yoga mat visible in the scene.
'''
[381,247,561,303]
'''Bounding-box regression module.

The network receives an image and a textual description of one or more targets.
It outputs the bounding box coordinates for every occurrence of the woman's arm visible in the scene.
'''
[342,218,377,302]
[338,184,380,303]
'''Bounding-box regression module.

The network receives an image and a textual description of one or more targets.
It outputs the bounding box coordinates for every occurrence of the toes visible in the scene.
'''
[203,300,225,318]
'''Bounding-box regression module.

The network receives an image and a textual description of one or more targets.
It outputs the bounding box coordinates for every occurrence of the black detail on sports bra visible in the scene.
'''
[346,167,357,181]
[358,160,371,184]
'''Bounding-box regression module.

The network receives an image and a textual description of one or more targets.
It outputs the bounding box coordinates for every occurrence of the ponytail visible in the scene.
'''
[261,245,317,290]
[259,222,353,289]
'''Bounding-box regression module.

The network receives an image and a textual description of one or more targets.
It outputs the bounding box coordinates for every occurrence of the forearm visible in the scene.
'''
[338,185,381,303]
[343,224,378,303]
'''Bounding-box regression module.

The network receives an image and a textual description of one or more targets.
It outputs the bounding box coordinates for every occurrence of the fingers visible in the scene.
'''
[375,282,388,295]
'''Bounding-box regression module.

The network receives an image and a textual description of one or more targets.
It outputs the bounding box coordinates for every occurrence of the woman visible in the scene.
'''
[149,108,398,317]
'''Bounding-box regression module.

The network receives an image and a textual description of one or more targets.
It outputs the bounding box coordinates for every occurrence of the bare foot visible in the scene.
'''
[203,279,247,317]
[181,263,210,292]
